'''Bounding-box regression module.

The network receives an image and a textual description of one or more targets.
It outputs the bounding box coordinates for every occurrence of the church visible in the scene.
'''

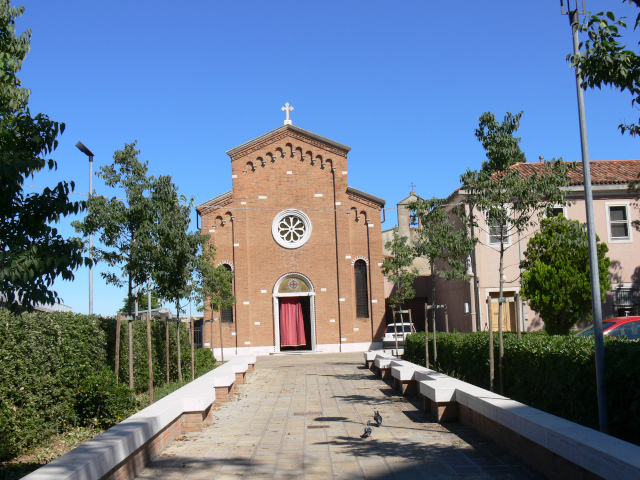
[196,107,387,357]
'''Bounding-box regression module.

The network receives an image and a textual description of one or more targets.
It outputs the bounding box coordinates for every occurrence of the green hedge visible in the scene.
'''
[0,310,133,459]
[0,310,217,460]
[404,331,640,446]
[101,318,198,392]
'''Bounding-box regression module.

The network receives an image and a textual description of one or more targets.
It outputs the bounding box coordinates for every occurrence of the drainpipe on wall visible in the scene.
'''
[366,216,374,343]
[331,166,343,352]
[231,215,238,356]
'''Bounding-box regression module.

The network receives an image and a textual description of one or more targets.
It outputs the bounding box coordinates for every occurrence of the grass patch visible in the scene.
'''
[0,426,102,480]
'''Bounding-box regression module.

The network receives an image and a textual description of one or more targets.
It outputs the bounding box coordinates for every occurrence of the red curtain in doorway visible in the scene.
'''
[280,297,306,347]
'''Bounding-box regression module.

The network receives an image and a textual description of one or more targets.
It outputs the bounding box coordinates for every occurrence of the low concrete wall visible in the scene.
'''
[23,356,256,480]
[366,350,640,480]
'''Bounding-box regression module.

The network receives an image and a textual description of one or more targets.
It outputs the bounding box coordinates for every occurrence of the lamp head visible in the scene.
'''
[75,141,94,158]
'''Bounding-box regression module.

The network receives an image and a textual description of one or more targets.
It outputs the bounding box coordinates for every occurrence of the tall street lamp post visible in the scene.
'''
[561,0,609,433]
[76,141,95,316]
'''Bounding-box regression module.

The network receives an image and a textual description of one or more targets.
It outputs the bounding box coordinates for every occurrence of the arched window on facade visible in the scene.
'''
[354,260,369,318]
[221,264,234,323]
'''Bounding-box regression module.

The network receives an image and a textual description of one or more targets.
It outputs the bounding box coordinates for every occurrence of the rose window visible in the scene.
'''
[278,215,306,243]
[272,209,312,249]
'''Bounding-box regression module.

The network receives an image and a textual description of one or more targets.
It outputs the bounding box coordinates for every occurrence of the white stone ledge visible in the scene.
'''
[419,378,458,403]
[317,342,379,353]
[23,356,256,480]
[208,371,236,387]
[374,357,397,369]
[391,365,430,382]
[455,388,640,479]
[413,370,441,382]
[389,360,413,368]
[364,350,394,362]
[405,360,640,480]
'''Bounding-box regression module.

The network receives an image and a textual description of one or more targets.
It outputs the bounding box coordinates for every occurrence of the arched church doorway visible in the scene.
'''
[273,273,316,352]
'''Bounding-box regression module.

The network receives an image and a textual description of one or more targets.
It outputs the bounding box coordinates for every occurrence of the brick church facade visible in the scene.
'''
[196,123,387,356]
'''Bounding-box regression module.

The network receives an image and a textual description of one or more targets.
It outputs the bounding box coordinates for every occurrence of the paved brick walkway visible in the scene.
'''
[139,352,544,479]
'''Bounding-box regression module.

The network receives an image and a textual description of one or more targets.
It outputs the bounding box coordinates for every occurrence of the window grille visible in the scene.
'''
[613,287,639,315]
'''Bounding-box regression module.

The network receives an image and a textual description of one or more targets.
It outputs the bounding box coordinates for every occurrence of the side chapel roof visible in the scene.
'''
[195,190,232,214]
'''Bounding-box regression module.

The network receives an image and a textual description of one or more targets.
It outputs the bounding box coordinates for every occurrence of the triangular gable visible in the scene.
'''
[226,124,351,162]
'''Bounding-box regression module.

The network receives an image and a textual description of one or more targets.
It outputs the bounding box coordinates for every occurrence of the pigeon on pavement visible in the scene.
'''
[374,410,382,426]
[361,421,373,438]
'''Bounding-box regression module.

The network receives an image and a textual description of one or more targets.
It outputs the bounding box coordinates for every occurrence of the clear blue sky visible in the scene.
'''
[15,0,640,315]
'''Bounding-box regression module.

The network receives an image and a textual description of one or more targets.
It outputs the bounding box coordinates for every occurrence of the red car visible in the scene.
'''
[576,316,640,340]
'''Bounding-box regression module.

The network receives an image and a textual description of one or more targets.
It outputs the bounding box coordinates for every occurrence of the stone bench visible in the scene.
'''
[417,373,461,422]
[455,384,640,479]
[390,363,432,396]
[364,349,386,368]
[390,358,640,480]
[23,355,256,480]
[372,354,400,380]
[225,356,255,384]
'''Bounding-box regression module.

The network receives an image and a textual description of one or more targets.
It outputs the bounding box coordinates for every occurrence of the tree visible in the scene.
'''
[569,2,640,137]
[0,1,89,313]
[462,112,572,393]
[73,142,155,388]
[570,3,640,231]
[520,216,611,335]
[475,111,526,173]
[193,244,236,361]
[193,244,235,322]
[150,174,205,382]
[120,291,161,312]
[381,231,418,354]
[407,197,476,366]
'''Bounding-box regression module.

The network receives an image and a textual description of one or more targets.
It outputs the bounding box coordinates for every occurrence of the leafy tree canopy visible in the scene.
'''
[0,1,89,312]
[570,1,640,137]
[149,175,205,316]
[407,197,476,285]
[460,159,572,244]
[73,142,154,305]
[475,111,526,173]
[193,244,235,317]
[381,231,418,311]
[120,291,161,312]
[520,216,611,335]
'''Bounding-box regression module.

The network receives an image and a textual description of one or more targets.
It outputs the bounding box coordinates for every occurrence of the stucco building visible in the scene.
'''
[436,159,640,333]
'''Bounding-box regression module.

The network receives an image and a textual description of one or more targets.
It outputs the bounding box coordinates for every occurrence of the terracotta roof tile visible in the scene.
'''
[512,159,640,185]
